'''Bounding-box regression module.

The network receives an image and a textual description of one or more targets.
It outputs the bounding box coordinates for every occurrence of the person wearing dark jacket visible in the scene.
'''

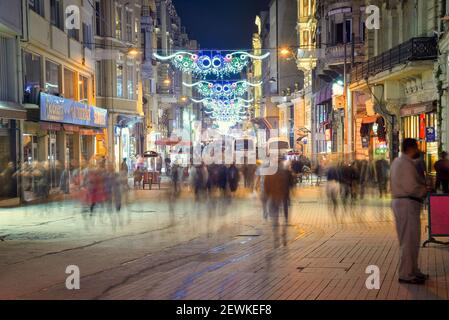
[227,163,240,194]
[435,151,449,193]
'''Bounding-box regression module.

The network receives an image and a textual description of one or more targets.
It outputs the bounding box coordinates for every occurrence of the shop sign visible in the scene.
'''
[375,139,388,155]
[40,93,108,128]
[362,136,370,149]
[426,127,436,142]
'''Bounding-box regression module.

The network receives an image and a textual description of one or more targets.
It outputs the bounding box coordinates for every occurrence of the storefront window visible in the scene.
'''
[79,75,89,103]
[45,60,61,95]
[402,112,438,173]
[63,68,75,100]
[23,51,42,103]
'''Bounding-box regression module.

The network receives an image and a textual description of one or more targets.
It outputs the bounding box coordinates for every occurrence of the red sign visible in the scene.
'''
[429,196,449,235]
[419,114,426,140]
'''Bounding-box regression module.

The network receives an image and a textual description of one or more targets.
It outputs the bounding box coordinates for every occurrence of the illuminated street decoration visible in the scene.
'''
[195,97,250,127]
[191,97,253,107]
[154,51,270,78]
[183,80,262,99]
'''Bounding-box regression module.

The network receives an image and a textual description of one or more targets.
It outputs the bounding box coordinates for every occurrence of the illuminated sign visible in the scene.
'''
[40,93,107,128]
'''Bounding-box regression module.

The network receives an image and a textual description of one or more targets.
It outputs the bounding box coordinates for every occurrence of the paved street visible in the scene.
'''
[1,184,449,300]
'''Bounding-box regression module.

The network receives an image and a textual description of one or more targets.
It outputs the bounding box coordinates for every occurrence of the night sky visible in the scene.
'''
[172,0,272,50]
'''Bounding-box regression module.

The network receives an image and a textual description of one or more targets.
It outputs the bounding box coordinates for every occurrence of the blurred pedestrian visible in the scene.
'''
[391,138,429,285]
[59,164,70,194]
[375,157,390,198]
[264,160,294,221]
[434,151,449,193]
[227,163,240,195]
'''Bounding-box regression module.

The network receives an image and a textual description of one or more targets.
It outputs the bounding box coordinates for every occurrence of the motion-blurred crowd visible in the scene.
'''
[0,158,130,213]
[1,150,449,219]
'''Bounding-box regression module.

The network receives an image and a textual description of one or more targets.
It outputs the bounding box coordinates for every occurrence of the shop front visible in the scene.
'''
[0,102,26,203]
[39,93,108,162]
[114,115,144,172]
[401,101,438,174]
[312,84,333,161]
[21,93,107,201]
[358,115,389,162]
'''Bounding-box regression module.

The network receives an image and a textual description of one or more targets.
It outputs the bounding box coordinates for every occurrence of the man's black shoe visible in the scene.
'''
[398,278,426,285]
[415,273,429,280]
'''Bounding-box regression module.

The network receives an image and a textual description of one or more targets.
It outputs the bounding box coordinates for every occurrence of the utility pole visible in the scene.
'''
[276,0,280,95]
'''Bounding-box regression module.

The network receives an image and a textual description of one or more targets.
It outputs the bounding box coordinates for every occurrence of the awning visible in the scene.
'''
[315,84,332,105]
[0,101,27,120]
[400,101,436,117]
[361,115,380,124]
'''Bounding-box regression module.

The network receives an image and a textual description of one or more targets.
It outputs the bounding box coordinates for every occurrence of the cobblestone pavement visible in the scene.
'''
[1,185,448,300]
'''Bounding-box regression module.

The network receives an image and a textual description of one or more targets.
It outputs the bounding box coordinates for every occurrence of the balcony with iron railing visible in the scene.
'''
[350,37,437,83]
[324,42,366,66]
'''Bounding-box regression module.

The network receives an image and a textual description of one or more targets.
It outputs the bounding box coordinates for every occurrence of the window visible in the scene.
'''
[360,16,366,42]
[302,30,309,47]
[23,51,42,103]
[96,61,103,96]
[345,19,352,43]
[83,23,93,49]
[68,28,80,41]
[50,0,63,30]
[45,60,61,95]
[135,19,139,43]
[79,76,89,103]
[127,65,134,99]
[29,0,44,17]
[95,1,102,36]
[335,23,344,44]
[63,68,75,100]
[116,64,123,97]
[116,6,122,40]
[303,0,309,17]
[125,10,133,42]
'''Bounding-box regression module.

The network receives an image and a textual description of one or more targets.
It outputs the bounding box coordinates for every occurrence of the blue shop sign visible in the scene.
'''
[426,127,436,142]
[40,93,107,128]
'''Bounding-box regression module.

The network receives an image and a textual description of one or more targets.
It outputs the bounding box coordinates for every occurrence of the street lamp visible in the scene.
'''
[279,47,293,58]
[127,48,140,57]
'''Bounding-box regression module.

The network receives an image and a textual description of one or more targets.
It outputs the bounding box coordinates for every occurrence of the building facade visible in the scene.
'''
[0,0,26,203]
[294,0,318,157]
[312,0,366,161]
[95,0,143,171]
[21,0,105,200]
[350,0,440,174]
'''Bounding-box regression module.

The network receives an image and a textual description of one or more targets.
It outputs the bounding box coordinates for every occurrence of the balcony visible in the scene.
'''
[351,37,437,83]
[324,42,365,66]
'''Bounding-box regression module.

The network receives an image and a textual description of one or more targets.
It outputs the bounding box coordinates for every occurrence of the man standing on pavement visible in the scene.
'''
[391,138,429,285]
